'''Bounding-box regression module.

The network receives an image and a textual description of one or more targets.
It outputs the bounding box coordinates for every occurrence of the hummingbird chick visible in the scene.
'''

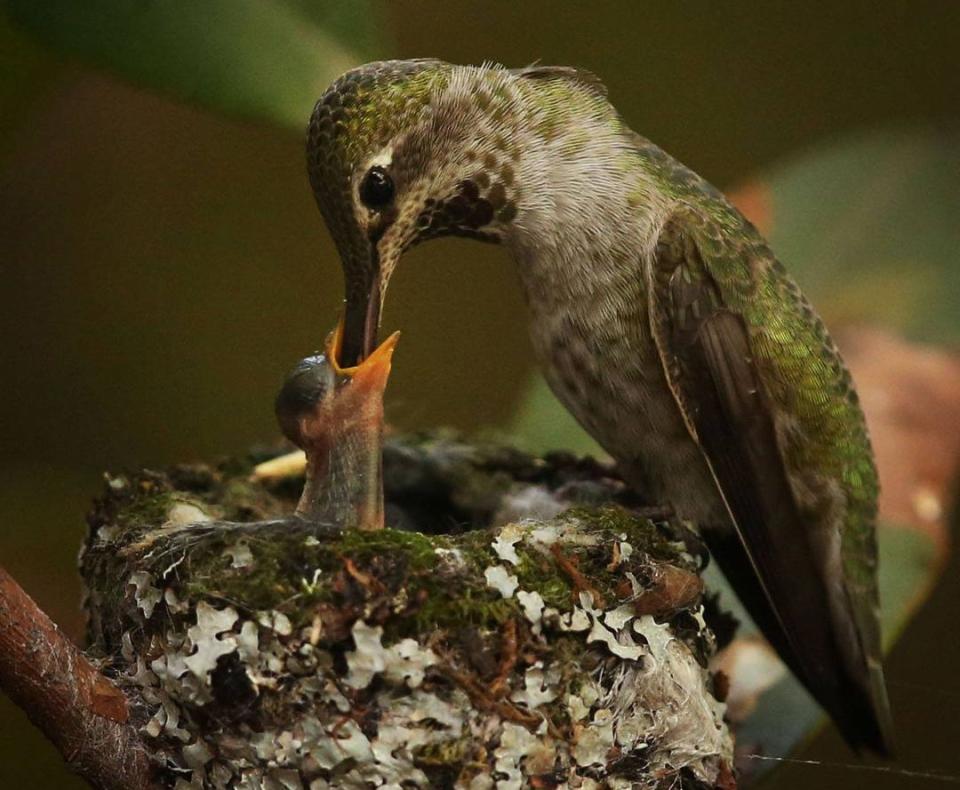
[275,323,399,530]
[305,59,893,753]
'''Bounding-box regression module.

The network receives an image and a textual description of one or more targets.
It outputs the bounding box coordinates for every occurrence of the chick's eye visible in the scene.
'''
[359,166,395,209]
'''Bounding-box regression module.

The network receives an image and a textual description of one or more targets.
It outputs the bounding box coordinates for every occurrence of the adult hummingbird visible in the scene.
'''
[305,59,893,754]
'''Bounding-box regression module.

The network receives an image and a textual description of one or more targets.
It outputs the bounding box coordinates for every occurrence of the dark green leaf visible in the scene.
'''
[749,127,960,345]
[4,0,386,129]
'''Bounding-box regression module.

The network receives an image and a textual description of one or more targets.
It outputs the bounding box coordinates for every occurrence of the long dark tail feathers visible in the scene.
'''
[852,660,895,756]
[705,528,894,757]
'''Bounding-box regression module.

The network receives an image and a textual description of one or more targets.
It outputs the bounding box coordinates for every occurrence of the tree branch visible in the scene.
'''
[0,565,155,790]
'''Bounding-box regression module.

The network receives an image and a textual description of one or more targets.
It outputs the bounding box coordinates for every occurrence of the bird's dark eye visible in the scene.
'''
[359,166,395,209]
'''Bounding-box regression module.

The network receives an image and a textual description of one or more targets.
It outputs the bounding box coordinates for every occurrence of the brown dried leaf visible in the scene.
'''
[632,564,704,617]
[727,180,773,237]
[838,326,960,554]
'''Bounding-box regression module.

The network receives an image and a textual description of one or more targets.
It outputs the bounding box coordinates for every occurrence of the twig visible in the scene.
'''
[489,618,519,698]
[342,556,386,594]
[0,565,155,790]
[550,544,606,609]
[438,664,544,731]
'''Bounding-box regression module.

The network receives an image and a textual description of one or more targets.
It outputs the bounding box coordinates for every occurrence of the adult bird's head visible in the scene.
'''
[306,59,612,366]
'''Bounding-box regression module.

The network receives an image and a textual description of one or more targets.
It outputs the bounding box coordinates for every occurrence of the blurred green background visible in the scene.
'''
[1,2,959,787]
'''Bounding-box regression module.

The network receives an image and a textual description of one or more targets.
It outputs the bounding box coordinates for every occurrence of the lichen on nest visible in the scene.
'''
[81,433,735,789]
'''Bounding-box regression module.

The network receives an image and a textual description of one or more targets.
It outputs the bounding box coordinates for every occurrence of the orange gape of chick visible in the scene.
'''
[274,320,400,531]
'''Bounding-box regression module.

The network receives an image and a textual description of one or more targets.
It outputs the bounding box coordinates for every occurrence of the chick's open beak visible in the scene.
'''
[284,318,399,529]
[326,315,400,394]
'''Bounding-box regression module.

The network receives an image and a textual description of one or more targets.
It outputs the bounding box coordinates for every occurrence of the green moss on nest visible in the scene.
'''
[340,527,449,570]
[181,530,334,614]
[570,506,681,561]
[413,736,476,777]
[83,435,700,655]
[515,547,573,610]
[96,506,692,647]
[117,491,209,529]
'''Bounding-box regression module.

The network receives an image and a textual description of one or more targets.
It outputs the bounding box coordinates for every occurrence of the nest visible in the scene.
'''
[81,433,735,789]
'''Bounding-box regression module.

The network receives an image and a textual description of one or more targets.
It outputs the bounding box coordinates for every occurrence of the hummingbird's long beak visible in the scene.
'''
[340,251,383,368]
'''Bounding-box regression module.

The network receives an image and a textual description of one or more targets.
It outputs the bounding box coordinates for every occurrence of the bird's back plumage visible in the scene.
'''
[502,71,893,752]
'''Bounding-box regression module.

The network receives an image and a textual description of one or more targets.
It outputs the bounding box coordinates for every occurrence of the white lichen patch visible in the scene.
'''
[182,739,213,769]
[555,606,591,633]
[344,621,438,692]
[566,692,590,722]
[184,602,239,679]
[258,610,292,636]
[369,723,431,786]
[586,615,645,661]
[604,603,635,631]
[633,614,674,667]
[510,662,559,708]
[143,689,191,742]
[493,722,542,790]
[382,638,438,689]
[150,645,188,687]
[432,546,466,573]
[129,570,163,619]
[494,722,540,790]
[516,589,545,632]
[623,570,643,596]
[528,524,563,547]
[163,502,213,528]
[527,514,601,552]
[237,620,260,664]
[484,564,519,598]
[344,620,387,689]
[96,522,120,542]
[309,719,373,769]
[491,523,525,565]
[164,587,191,615]
[573,707,616,767]
[224,540,254,569]
[581,592,645,661]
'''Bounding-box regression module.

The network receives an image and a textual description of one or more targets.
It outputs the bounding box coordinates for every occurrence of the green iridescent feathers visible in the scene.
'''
[646,188,890,750]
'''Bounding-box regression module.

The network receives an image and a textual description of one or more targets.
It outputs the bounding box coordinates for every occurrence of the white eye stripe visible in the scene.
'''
[366,147,393,170]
